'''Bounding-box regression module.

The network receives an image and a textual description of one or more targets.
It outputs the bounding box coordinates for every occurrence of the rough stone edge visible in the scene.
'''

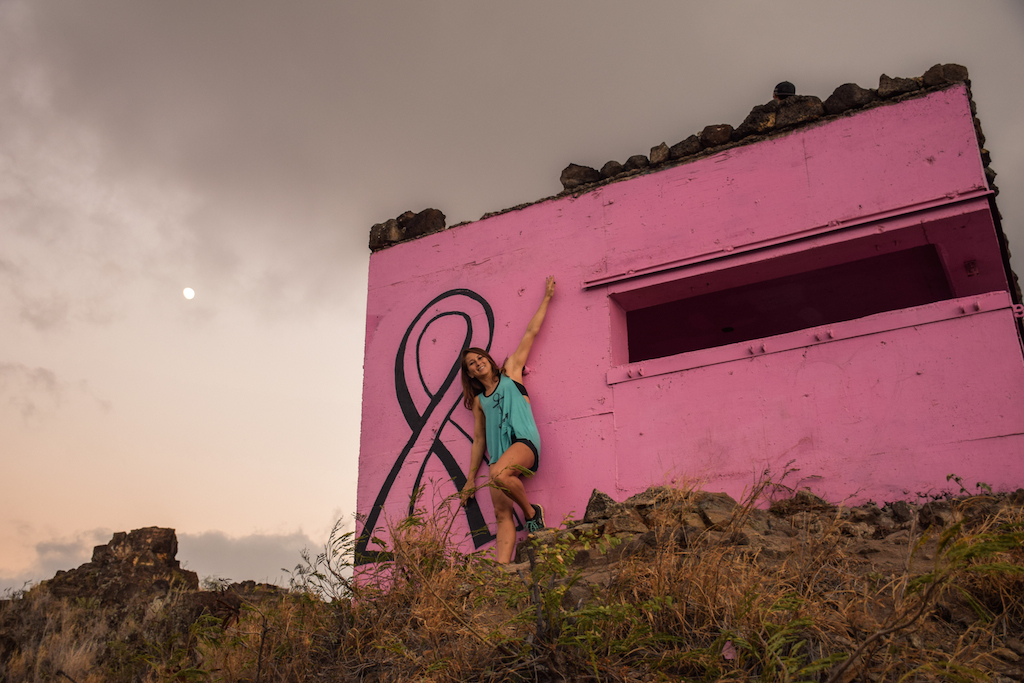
[367,66,1014,293]
[375,86,972,236]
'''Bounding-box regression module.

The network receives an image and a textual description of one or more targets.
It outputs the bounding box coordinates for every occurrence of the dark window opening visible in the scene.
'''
[626,245,952,363]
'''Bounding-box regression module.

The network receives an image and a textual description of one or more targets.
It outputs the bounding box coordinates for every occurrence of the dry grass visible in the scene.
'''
[2,484,1022,682]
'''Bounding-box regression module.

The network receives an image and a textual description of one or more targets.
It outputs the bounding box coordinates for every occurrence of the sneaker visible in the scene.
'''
[526,504,545,533]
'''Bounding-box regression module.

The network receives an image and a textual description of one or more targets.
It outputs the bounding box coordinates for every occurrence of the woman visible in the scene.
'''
[459,276,555,563]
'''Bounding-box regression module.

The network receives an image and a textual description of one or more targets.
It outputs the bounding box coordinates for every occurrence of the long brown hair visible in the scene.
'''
[459,347,501,409]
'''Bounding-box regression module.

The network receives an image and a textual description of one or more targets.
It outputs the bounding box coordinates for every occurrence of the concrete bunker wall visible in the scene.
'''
[357,83,1024,561]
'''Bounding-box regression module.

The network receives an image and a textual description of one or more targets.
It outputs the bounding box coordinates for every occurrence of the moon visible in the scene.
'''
[183,287,195,300]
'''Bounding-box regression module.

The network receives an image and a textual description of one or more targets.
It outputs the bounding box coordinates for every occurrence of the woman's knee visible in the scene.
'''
[489,481,512,508]
[490,470,512,491]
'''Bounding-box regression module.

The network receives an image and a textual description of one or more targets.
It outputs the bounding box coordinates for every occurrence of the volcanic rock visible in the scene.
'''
[775,95,824,129]
[699,124,733,149]
[670,135,701,159]
[623,155,650,172]
[44,527,198,605]
[922,63,969,87]
[559,163,602,190]
[878,74,920,99]
[649,142,670,165]
[823,83,878,115]
[600,160,624,179]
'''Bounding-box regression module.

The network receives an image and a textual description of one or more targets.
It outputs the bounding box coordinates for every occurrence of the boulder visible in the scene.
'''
[623,486,672,509]
[604,508,650,535]
[739,508,772,534]
[600,160,624,179]
[694,491,738,529]
[584,489,617,523]
[793,490,832,510]
[637,526,697,551]
[369,208,446,251]
[643,505,704,530]
[887,500,915,523]
[733,101,779,140]
[847,503,882,525]
[368,218,402,251]
[775,95,824,129]
[823,83,878,115]
[670,135,701,159]
[699,124,733,149]
[919,500,956,528]
[649,142,671,165]
[922,63,969,87]
[878,74,920,99]
[400,208,446,240]
[623,155,650,172]
[789,511,824,534]
[559,163,602,190]
[841,521,874,538]
[44,527,199,605]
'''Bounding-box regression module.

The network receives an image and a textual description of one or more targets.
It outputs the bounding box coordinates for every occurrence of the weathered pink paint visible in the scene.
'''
[357,85,1024,561]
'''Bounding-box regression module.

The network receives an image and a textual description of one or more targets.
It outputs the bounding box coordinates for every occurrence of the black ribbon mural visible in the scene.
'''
[356,288,506,565]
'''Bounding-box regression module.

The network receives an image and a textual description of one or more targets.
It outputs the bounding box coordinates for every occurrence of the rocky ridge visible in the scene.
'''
[368,63,996,252]
[512,485,1024,613]
[2,486,1024,681]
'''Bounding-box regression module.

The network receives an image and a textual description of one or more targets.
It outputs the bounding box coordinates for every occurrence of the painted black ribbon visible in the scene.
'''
[355,289,496,565]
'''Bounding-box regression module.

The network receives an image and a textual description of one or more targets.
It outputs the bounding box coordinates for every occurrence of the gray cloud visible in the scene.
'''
[0,363,110,419]
[0,527,332,595]
[0,362,61,418]
[177,530,325,586]
[5,0,1023,330]
[0,527,109,595]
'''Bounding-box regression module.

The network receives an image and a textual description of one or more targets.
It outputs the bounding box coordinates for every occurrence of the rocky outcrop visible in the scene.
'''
[699,124,734,149]
[369,208,447,251]
[669,134,700,159]
[879,74,920,99]
[550,63,973,196]
[823,83,878,115]
[515,485,1024,576]
[622,154,650,171]
[43,527,198,605]
[599,160,624,179]
[368,63,989,249]
[733,101,779,140]
[559,163,602,190]
[774,95,825,129]
[649,142,670,165]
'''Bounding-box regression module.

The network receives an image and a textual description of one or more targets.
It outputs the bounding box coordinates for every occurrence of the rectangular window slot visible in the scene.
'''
[625,245,952,363]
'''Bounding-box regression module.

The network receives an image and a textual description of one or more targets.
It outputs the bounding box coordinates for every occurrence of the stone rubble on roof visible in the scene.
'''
[369,63,993,252]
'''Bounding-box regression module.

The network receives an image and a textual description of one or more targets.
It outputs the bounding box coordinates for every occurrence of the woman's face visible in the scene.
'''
[464,352,492,379]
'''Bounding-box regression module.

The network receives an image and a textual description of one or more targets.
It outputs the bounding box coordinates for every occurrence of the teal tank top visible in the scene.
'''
[479,374,541,463]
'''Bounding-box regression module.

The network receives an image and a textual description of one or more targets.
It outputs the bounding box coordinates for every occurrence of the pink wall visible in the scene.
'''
[357,85,1024,562]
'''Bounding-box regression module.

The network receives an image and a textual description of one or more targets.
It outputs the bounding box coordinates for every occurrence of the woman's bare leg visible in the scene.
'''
[488,442,536,563]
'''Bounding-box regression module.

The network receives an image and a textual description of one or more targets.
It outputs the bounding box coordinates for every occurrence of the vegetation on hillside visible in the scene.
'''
[2,477,1023,682]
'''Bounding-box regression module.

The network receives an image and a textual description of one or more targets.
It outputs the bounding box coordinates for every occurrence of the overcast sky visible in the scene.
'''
[2,0,1023,592]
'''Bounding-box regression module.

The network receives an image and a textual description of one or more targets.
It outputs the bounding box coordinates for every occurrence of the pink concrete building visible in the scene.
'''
[356,67,1023,563]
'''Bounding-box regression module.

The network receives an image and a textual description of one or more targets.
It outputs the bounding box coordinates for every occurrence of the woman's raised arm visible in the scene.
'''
[505,276,555,380]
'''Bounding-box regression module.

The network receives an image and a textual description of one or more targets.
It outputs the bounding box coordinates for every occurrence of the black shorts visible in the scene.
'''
[488,438,540,473]
[512,438,540,473]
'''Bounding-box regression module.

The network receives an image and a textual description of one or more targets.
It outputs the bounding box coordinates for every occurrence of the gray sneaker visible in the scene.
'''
[526,504,545,533]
